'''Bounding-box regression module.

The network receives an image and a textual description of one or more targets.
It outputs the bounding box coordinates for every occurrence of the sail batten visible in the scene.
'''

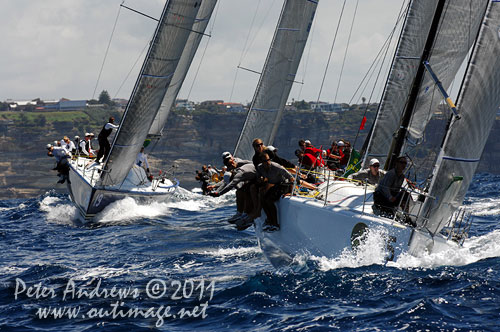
[101,0,203,187]
[233,0,318,160]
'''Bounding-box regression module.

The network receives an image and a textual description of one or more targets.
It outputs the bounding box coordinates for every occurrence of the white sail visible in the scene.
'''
[233,0,318,160]
[101,0,201,187]
[364,0,438,166]
[364,0,487,168]
[420,1,500,234]
[405,0,488,143]
[148,0,217,138]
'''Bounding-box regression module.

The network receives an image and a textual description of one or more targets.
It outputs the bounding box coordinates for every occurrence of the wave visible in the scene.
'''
[305,226,500,271]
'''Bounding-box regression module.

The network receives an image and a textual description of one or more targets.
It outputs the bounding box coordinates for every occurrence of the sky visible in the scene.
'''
[0,0,407,104]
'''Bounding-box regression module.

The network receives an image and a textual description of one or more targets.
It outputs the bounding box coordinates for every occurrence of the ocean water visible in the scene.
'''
[1,173,500,331]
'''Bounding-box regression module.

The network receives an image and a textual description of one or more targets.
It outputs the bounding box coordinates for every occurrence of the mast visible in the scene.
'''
[385,0,447,171]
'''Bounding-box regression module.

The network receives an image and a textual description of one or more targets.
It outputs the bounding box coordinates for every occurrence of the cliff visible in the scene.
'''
[0,107,498,199]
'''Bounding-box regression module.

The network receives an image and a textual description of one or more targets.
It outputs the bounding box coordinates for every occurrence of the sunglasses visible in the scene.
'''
[254,142,264,147]
[371,164,380,167]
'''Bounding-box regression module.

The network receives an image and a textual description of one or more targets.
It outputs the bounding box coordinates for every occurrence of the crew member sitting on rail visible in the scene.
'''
[61,136,76,156]
[258,150,316,232]
[47,143,71,184]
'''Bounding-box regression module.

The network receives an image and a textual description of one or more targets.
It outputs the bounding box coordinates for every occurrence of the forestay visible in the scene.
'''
[420,1,500,235]
[101,0,201,188]
[148,0,217,138]
[233,0,318,160]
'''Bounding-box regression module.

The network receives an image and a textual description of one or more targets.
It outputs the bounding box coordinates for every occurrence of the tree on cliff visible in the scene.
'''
[98,90,113,106]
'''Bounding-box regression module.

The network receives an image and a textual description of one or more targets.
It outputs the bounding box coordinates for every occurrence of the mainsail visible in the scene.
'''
[420,1,500,234]
[364,0,487,168]
[233,0,318,160]
[148,0,217,138]
[101,0,201,187]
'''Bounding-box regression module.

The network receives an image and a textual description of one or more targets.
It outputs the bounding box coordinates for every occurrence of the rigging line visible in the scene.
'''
[355,0,406,105]
[296,2,318,101]
[243,0,279,63]
[186,0,222,100]
[113,37,151,99]
[333,0,359,104]
[351,0,409,149]
[316,0,347,104]
[352,17,396,149]
[347,0,408,105]
[120,3,158,22]
[92,2,123,99]
[229,0,262,101]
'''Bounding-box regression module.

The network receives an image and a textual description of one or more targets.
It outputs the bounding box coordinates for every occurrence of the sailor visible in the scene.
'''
[135,147,151,179]
[80,133,95,157]
[73,136,81,154]
[325,140,343,170]
[257,150,316,232]
[209,159,257,230]
[373,156,411,219]
[251,138,266,168]
[96,117,119,163]
[60,136,75,156]
[348,158,386,185]
[339,140,351,169]
[47,143,70,184]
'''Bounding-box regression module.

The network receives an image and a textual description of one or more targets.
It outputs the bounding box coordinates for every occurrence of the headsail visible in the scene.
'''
[233,0,318,160]
[364,0,487,168]
[420,1,500,234]
[148,0,217,138]
[405,1,488,144]
[101,0,201,187]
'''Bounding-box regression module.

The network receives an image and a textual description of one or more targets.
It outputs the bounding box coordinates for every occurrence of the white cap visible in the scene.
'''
[304,140,311,144]
[369,158,380,166]
[267,145,277,152]
[46,143,52,149]
[89,132,94,136]
[85,133,90,136]
[337,141,345,147]
[54,140,59,145]
[74,135,80,139]
[222,151,232,159]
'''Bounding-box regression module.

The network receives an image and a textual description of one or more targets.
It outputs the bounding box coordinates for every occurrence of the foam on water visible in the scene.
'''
[311,227,500,271]
[39,195,79,225]
[467,197,500,217]
[201,246,261,260]
[311,227,391,271]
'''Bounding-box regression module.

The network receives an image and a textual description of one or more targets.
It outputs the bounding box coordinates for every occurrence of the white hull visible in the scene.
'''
[66,157,178,220]
[255,181,456,268]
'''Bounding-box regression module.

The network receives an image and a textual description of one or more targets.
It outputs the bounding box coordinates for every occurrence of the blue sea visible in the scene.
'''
[1,173,500,331]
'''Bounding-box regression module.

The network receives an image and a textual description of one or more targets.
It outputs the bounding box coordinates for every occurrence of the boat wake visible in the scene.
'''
[301,226,500,271]
[37,187,235,225]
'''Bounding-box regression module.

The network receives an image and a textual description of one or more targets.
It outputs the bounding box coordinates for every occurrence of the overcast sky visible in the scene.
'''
[0,0,406,104]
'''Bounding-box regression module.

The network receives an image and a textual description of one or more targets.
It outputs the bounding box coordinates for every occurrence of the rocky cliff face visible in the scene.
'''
[0,108,498,198]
